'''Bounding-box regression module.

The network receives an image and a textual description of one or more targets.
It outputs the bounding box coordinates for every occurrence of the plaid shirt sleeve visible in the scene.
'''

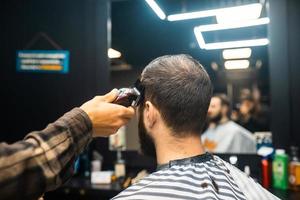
[0,108,93,200]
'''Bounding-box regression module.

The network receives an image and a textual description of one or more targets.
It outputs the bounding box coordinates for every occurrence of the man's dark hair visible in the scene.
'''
[212,93,231,116]
[240,95,256,115]
[241,95,254,103]
[213,94,230,107]
[140,54,213,136]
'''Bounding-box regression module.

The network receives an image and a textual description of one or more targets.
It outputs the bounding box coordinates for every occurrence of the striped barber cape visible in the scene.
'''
[112,153,279,200]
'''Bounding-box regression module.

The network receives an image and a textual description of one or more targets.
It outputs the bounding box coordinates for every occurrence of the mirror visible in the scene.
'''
[110,0,271,154]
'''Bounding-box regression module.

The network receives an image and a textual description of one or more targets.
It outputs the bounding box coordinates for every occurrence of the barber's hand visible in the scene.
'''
[80,89,135,137]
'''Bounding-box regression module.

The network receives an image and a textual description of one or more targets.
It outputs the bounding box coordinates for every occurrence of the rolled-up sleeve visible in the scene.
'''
[0,108,93,200]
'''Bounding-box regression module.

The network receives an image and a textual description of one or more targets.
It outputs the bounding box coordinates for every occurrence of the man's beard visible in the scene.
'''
[207,112,222,124]
[138,105,157,159]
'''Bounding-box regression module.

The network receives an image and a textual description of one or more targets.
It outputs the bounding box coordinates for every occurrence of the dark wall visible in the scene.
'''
[269,0,300,149]
[287,0,300,148]
[0,0,110,142]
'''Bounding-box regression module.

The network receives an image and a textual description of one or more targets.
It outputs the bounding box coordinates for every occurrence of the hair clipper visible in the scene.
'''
[113,79,144,107]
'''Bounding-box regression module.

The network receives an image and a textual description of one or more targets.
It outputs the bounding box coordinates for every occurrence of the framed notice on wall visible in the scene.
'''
[16,50,69,74]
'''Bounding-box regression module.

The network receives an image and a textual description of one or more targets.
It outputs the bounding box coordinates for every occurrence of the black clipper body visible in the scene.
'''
[113,79,144,107]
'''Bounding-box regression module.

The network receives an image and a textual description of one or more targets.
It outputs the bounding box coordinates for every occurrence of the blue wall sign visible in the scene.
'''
[16,50,69,73]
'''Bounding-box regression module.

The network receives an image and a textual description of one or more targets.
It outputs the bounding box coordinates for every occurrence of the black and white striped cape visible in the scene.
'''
[112,153,279,200]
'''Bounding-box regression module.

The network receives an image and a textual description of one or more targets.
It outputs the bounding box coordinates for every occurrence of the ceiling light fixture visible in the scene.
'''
[145,0,166,20]
[194,18,270,50]
[167,3,262,22]
[225,60,250,70]
[223,48,252,59]
[108,48,121,59]
[216,4,262,24]
[196,17,269,32]
[198,39,269,50]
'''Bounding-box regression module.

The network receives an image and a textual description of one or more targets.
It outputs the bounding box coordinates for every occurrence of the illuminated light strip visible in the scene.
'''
[167,3,262,21]
[225,60,250,70]
[196,17,270,32]
[167,8,215,21]
[223,48,252,59]
[194,18,270,50]
[200,39,269,50]
[145,0,166,20]
[216,4,262,24]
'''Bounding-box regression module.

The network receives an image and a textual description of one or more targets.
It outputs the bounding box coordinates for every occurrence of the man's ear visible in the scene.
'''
[144,101,158,129]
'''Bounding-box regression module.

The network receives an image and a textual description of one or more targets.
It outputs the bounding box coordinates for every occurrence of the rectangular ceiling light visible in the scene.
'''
[167,3,262,22]
[145,0,166,20]
[194,18,270,50]
[225,60,250,70]
[108,48,121,59]
[216,4,262,24]
[196,17,269,32]
[199,39,269,50]
[223,48,252,59]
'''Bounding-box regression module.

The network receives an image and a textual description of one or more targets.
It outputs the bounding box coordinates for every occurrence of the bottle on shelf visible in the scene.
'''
[262,158,271,189]
[272,149,288,190]
[289,146,300,191]
[115,150,126,179]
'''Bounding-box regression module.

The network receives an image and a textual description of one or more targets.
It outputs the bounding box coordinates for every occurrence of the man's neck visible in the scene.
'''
[241,114,251,122]
[209,116,229,128]
[154,134,205,165]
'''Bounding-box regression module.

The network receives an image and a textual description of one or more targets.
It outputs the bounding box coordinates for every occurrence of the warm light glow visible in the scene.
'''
[225,60,250,70]
[108,48,121,59]
[167,3,262,22]
[145,0,166,20]
[223,48,252,59]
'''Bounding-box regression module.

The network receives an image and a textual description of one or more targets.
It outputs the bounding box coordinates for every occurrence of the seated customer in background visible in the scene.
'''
[201,94,256,154]
[236,96,265,133]
[232,88,270,132]
[112,55,278,200]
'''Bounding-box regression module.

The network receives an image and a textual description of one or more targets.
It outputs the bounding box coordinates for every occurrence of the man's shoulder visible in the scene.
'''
[112,157,279,200]
[112,157,234,200]
[225,121,253,135]
[203,121,243,134]
[112,172,158,200]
